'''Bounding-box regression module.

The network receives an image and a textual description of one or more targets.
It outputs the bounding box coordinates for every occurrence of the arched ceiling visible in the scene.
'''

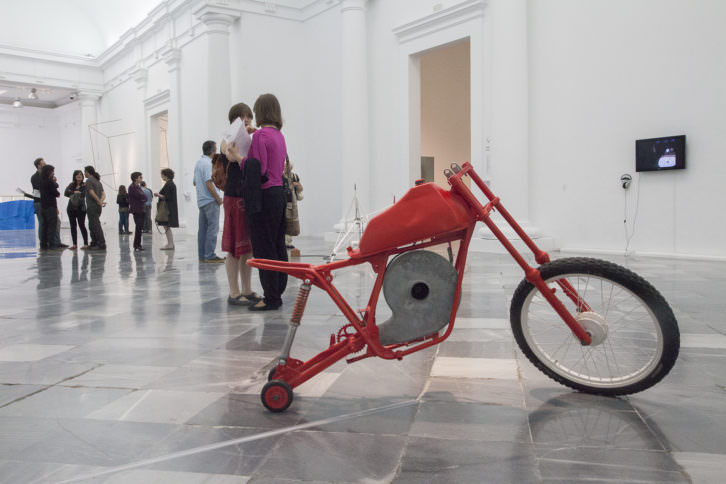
[0,0,158,58]
[0,0,329,59]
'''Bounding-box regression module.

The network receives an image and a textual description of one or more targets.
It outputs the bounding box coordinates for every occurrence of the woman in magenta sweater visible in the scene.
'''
[128,172,147,252]
[226,93,288,310]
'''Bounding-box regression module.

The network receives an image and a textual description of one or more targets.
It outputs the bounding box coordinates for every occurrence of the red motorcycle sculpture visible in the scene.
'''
[250,163,680,412]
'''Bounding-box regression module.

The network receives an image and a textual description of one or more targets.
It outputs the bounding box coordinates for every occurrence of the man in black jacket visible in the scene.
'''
[25,158,65,248]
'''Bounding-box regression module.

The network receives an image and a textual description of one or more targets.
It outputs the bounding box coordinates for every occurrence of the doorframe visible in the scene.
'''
[393,0,489,202]
[144,90,170,195]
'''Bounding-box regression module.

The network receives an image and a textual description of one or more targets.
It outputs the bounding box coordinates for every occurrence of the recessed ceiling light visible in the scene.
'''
[28,88,38,100]
[12,98,23,108]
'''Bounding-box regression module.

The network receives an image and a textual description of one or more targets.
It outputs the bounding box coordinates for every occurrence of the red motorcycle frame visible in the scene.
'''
[250,162,679,412]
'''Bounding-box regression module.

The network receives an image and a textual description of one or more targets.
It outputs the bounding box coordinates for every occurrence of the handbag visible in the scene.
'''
[69,191,86,213]
[285,199,300,236]
[211,153,229,191]
[283,176,300,236]
[155,200,169,224]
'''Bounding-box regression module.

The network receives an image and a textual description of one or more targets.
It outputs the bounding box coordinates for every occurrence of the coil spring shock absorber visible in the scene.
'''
[278,282,311,366]
[290,282,311,325]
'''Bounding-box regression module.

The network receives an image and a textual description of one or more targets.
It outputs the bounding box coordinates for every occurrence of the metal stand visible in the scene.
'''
[328,185,367,262]
[88,120,134,193]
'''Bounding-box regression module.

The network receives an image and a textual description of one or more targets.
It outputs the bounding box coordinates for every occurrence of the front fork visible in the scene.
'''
[527,270,592,346]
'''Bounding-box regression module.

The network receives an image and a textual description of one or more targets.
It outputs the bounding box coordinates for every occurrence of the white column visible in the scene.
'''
[79,92,100,165]
[132,66,149,178]
[163,47,186,226]
[194,5,238,140]
[487,0,529,222]
[340,0,370,221]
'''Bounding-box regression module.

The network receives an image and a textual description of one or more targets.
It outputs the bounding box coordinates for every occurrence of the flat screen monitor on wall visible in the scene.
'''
[635,135,686,172]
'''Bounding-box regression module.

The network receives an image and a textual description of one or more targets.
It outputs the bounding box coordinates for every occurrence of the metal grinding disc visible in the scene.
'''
[378,250,458,346]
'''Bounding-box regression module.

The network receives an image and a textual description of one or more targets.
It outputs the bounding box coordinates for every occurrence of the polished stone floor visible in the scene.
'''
[0,228,725,483]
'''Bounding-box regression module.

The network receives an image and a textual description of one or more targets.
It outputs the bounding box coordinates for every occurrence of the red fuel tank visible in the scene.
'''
[357,183,473,256]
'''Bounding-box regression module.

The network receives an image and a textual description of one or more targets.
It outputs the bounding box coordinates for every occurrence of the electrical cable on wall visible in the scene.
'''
[622,173,641,255]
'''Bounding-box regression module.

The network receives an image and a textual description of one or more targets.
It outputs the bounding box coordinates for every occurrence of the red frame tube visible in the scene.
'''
[250,163,593,390]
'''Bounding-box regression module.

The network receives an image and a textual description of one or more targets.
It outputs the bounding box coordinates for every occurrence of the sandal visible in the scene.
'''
[241,292,261,302]
[227,293,260,306]
[248,300,281,311]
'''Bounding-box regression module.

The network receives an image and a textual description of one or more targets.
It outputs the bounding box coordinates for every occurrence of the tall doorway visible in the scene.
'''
[419,39,471,188]
[149,112,169,192]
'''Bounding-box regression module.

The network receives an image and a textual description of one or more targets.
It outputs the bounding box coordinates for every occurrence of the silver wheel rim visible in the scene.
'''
[520,273,664,389]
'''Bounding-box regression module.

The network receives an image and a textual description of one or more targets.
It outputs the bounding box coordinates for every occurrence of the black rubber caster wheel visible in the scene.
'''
[261,380,293,412]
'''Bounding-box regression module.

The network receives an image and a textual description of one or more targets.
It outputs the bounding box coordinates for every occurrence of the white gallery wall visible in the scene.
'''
[0,103,81,210]
[528,0,726,257]
[1,0,725,259]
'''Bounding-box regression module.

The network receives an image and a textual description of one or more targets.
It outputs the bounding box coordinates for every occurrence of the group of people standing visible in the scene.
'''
[25,92,297,313]
[116,181,152,235]
[115,172,178,251]
[26,158,107,251]
[26,157,178,253]
[194,93,300,311]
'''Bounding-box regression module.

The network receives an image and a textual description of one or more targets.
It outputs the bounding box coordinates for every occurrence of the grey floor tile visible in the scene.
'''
[422,377,525,407]
[0,383,45,406]
[0,385,132,419]
[254,431,406,482]
[410,401,531,443]
[0,460,108,484]
[395,437,538,483]
[535,446,688,483]
[1,232,726,480]
[672,452,725,484]
[101,469,249,483]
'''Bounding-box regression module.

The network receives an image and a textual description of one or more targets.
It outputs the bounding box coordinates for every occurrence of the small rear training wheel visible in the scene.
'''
[261,380,293,412]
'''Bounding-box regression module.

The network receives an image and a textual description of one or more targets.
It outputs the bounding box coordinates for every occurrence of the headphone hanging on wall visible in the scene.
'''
[620,174,632,189]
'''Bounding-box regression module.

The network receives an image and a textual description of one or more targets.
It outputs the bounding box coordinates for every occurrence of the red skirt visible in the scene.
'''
[222,196,252,257]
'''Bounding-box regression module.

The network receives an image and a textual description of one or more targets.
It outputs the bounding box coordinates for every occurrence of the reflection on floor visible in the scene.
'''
[0,229,724,483]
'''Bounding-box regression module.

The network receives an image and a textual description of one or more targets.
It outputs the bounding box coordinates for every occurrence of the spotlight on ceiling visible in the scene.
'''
[28,88,38,100]
[12,98,23,108]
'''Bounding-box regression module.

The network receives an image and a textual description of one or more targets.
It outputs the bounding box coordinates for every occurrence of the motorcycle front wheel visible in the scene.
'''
[510,257,679,396]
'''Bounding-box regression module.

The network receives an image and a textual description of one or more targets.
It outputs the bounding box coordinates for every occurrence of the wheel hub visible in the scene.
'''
[576,311,608,346]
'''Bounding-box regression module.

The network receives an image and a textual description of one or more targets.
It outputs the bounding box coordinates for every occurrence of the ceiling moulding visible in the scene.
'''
[96,0,197,69]
[0,0,340,76]
[0,44,97,68]
[233,0,340,21]
[393,0,487,44]
[0,72,102,99]
[98,0,340,68]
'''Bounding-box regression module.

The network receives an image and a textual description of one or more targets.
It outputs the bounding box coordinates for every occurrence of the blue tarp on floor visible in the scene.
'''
[0,200,35,230]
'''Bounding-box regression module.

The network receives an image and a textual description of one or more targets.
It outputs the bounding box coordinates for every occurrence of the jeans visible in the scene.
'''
[86,202,105,248]
[198,201,220,260]
[144,205,152,231]
[133,212,144,249]
[119,211,129,233]
[40,206,59,248]
[68,210,88,246]
[34,201,61,246]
